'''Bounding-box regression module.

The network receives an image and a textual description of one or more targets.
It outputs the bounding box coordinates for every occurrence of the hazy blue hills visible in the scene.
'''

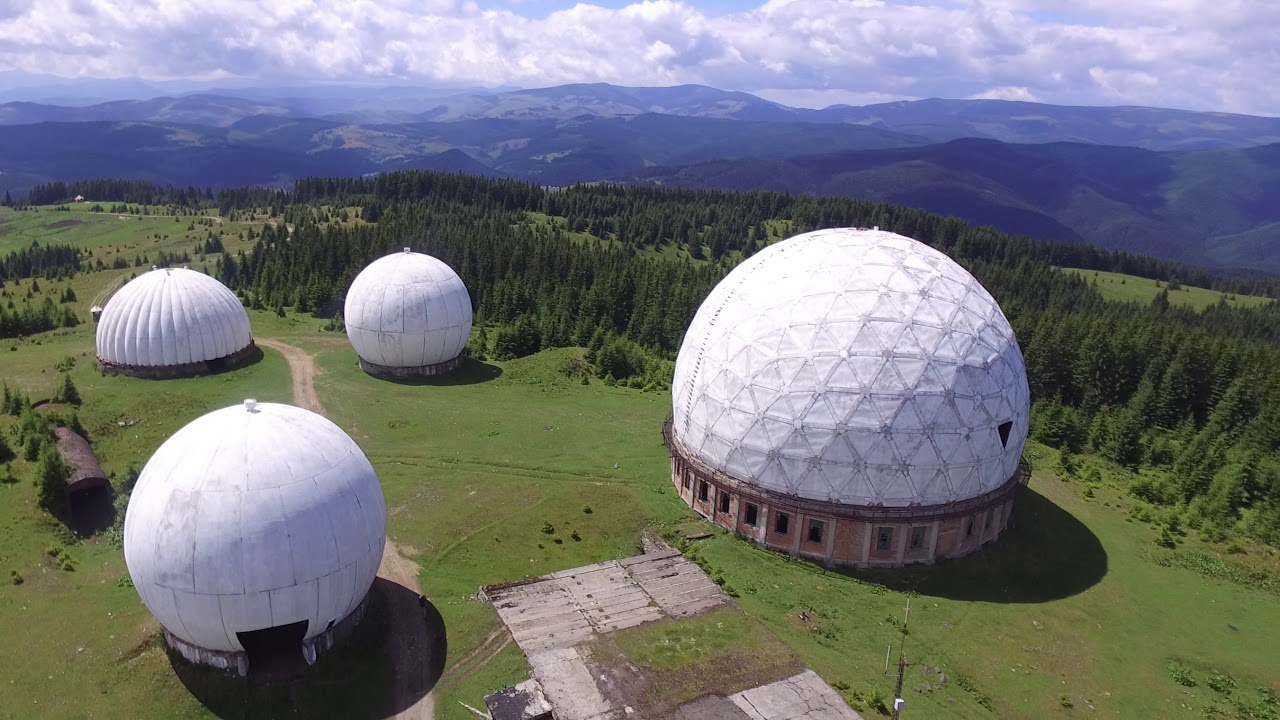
[0,114,925,191]
[0,94,296,127]
[809,98,1280,151]
[1,80,1279,271]
[413,85,1280,151]
[630,138,1280,271]
[5,82,1280,150]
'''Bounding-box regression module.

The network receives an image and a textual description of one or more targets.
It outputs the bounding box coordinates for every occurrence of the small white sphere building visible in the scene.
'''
[95,267,255,378]
[344,248,473,378]
[123,400,387,674]
[666,227,1031,568]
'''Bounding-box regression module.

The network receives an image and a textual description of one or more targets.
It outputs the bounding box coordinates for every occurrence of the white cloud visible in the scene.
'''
[0,0,1275,114]
[971,86,1040,102]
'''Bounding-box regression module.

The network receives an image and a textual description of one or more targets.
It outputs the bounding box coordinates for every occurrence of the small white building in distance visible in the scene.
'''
[74,195,85,203]
[344,248,473,378]
[123,400,388,675]
[95,266,254,378]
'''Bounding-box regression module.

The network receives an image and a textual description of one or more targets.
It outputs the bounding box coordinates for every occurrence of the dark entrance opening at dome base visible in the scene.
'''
[96,341,260,379]
[358,354,462,379]
[663,419,1031,569]
[237,620,309,676]
[161,592,372,678]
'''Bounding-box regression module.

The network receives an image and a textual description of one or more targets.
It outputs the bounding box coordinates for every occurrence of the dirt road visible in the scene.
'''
[256,338,324,414]
[260,337,438,719]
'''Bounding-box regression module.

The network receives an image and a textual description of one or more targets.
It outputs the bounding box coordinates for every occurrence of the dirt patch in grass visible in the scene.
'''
[47,219,84,230]
[585,607,804,717]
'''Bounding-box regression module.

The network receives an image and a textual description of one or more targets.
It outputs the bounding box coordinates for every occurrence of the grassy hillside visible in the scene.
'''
[0,211,1276,719]
[1063,268,1274,312]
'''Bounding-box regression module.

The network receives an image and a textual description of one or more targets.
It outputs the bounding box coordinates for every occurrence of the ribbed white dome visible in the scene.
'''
[344,249,472,369]
[95,267,252,368]
[123,401,387,653]
[672,228,1030,507]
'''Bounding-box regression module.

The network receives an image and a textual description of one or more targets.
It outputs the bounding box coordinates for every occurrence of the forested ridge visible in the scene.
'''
[10,171,1280,545]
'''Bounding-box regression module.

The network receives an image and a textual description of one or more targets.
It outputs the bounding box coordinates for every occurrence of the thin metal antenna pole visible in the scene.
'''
[891,597,911,719]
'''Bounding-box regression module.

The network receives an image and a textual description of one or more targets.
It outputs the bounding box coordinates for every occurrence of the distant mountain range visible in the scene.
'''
[0,81,1278,272]
[4,83,1280,150]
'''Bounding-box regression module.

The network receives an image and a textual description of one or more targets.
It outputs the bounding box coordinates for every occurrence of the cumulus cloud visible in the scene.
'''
[0,0,1275,113]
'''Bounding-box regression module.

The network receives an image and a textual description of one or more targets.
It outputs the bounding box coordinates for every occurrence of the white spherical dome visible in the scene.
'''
[672,228,1029,507]
[123,401,387,654]
[344,249,473,369]
[96,267,252,368]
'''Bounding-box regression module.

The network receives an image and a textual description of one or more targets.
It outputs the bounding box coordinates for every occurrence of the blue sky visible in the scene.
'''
[0,0,1275,114]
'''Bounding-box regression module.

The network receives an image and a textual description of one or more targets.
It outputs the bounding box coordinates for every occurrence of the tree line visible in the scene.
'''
[12,169,1280,544]
[203,171,1280,546]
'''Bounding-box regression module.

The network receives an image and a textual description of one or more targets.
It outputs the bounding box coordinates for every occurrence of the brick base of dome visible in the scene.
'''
[663,421,1028,569]
[358,354,462,379]
[161,590,371,676]
[97,341,258,380]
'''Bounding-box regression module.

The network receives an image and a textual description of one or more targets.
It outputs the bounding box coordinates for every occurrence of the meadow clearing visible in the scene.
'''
[1061,268,1273,312]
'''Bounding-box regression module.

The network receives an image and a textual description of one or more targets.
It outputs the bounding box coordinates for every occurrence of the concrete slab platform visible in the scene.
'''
[729,670,863,720]
[487,551,859,720]
[527,646,617,720]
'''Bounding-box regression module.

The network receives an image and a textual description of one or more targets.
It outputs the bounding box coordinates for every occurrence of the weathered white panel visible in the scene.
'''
[344,249,473,369]
[123,402,387,652]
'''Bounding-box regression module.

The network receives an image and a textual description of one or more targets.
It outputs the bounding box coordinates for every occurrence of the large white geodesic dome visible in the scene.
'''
[344,249,472,369]
[96,267,252,368]
[123,401,387,654]
[671,228,1030,507]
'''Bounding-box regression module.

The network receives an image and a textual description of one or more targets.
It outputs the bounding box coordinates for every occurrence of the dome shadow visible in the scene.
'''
[169,578,447,719]
[372,356,503,386]
[847,485,1108,603]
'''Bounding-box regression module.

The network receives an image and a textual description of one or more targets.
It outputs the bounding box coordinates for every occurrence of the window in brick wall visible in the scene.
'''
[808,519,824,544]
[775,512,790,535]
[985,508,994,530]
[910,526,928,550]
[719,492,731,514]
[745,503,758,526]
[698,480,708,502]
[966,518,974,537]
[682,474,690,490]
[876,526,894,551]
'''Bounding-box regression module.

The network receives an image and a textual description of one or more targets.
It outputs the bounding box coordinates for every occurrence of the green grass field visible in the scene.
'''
[0,211,1277,719]
[1063,268,1274,312]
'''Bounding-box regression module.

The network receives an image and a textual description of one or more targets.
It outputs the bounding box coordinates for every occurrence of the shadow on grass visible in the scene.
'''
[850,485,1108,603]
[169,578,447,719]
[373,356,503,386]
